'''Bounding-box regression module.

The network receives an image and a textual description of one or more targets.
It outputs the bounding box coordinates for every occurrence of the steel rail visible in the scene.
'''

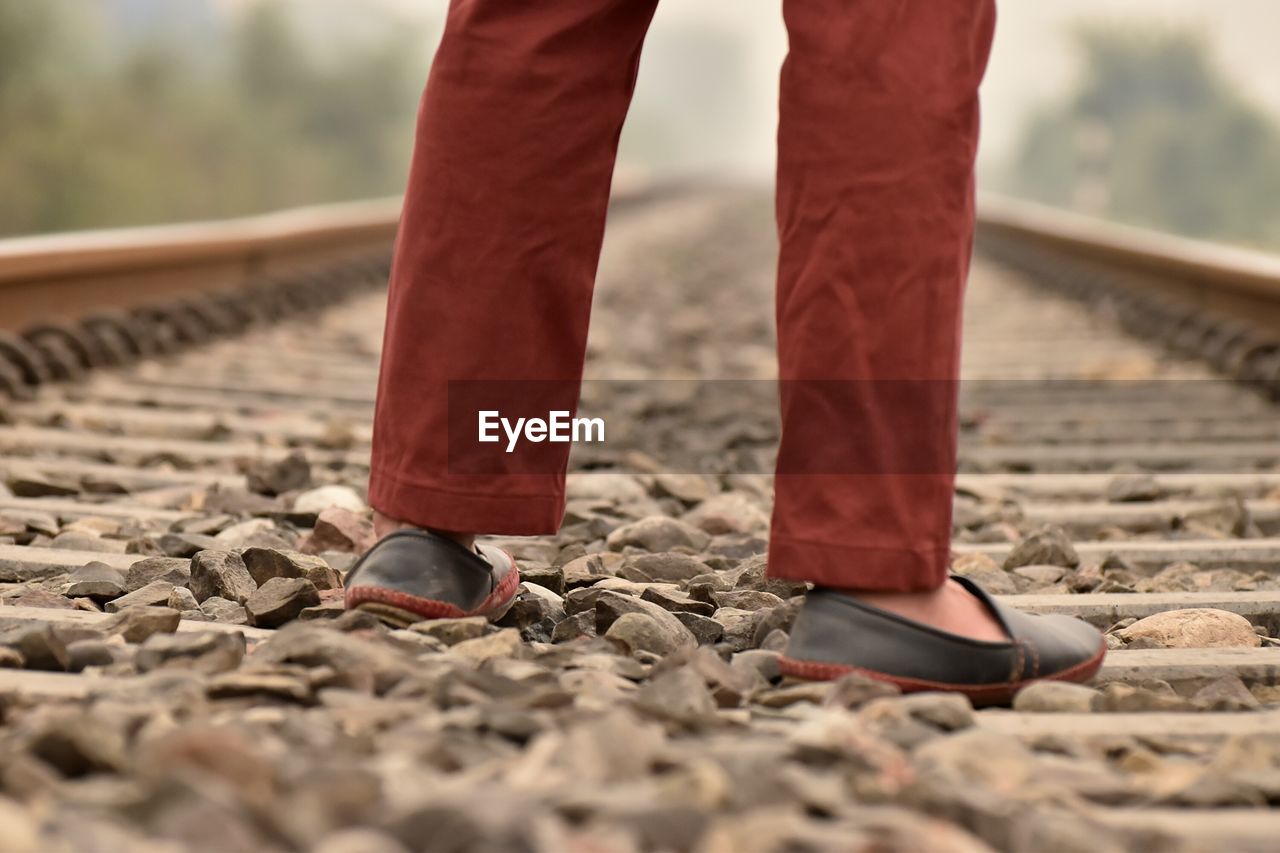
[976,193,1280,391]
[0,198,403,332]
[978,193,1280,305]
[0,178,671,399]
[0,173,668,333]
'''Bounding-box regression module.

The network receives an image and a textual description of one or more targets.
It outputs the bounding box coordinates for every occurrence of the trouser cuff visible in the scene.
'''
[367,467,564,536]
[767,535,949,593]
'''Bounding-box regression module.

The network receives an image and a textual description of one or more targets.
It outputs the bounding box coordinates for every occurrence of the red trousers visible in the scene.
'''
[369,0,997,592]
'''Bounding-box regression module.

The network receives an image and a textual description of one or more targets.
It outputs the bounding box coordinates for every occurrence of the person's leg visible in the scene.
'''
[351,0,658,624]
[769,0,996,596]
[369,0,659,540]
[771,1,1105,699]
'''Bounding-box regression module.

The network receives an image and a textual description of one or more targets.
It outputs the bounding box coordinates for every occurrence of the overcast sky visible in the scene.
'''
[234,0,1280,179]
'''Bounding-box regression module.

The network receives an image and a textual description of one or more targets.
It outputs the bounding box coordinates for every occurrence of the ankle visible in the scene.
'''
[827,586,946,605]
[372,510,477,550]
[429,528,477,551]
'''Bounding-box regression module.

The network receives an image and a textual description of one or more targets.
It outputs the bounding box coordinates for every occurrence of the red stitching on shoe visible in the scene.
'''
[777,639,1106,704]
[345,558,521,621]
[345,588,467,619]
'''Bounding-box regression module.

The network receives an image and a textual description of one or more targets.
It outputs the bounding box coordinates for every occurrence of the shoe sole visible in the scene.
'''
[777,638,1107,708]
[345,560,521,628]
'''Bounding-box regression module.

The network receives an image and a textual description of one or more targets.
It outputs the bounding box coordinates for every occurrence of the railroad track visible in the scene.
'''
[1,188,1279,851]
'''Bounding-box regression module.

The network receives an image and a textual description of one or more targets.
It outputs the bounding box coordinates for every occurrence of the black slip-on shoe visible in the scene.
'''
[343,529,520,628]
[778,575,1105,706]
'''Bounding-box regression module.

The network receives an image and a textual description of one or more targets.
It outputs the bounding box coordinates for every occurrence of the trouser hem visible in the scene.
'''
[767,534,949,593]
[367,467,564,536]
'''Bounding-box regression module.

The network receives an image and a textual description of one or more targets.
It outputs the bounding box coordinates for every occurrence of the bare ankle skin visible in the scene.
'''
[835,579,1008,643]
[372,510,477,551]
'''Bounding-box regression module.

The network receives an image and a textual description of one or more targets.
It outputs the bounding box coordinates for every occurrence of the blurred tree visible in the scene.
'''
[1009,28,1280,247]
[0,0,427,237]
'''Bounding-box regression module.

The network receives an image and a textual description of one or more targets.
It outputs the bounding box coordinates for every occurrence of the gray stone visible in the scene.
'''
[755,682,834,708]
[713,589,785,612]
[451,628,523,664]
[640,585,714,616]
[732,649,782,683]
[25,711,128,775]
[386,629,448,654]
[254,623,415,693]
[562,553,620,588]
[595,590,697,652]
[200,596,249,625]
[652,473,714,504]
[299,601,346,621]
[564,586,607,616]
[3,587,73,610]
[206,670,313,703]
[605,516,711,553]
[212,518,279,547]
[49,531,123,553]
[293,484,366,515]
[64,561,127,600]
[321,551,358,576]
[0,624,69,671]
[751,607,797,649]
[106,579,174,612]
[712,607,758,651]
[123,556,191,592]
[675,612,725,645]
[0,797,42,851]
[633,666,718,725]
[551,612,596,643]
[103,606,181,643]
[566,472,647,503]
[156,532,220,558]
[1192,676,1262,711]
[553,542,588,568]
[951,553,1018,595]
[1012,681,1102,713]
[1183,499,1250,538]
[245,577,320,628]
[520,564,566,595]
[706,534,769,561]
[409,616,489,646]
[866,693,974,732]
[1097,683,1194,712]
[312,829,412,853]
[301,507,375,555]
[826,673,903,708]
[8,472,78,498]
[625,552,710,583]
[1106,474,1164,502]
[515,580,566,619]
[190,550,257,604]
[246,449,312,496]
[136,631,246,675]
[241,546,342,590]
[497,585,565,639]
[681,492,769,535]
[1117,608,1261,649]
[65,639,119,672]
[166,586,200,611]
[605,612,687,657]
[1003,525,1080,570]
[719,554,796,596]
[1012,564,1067,586]
[913,727,1036,788]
